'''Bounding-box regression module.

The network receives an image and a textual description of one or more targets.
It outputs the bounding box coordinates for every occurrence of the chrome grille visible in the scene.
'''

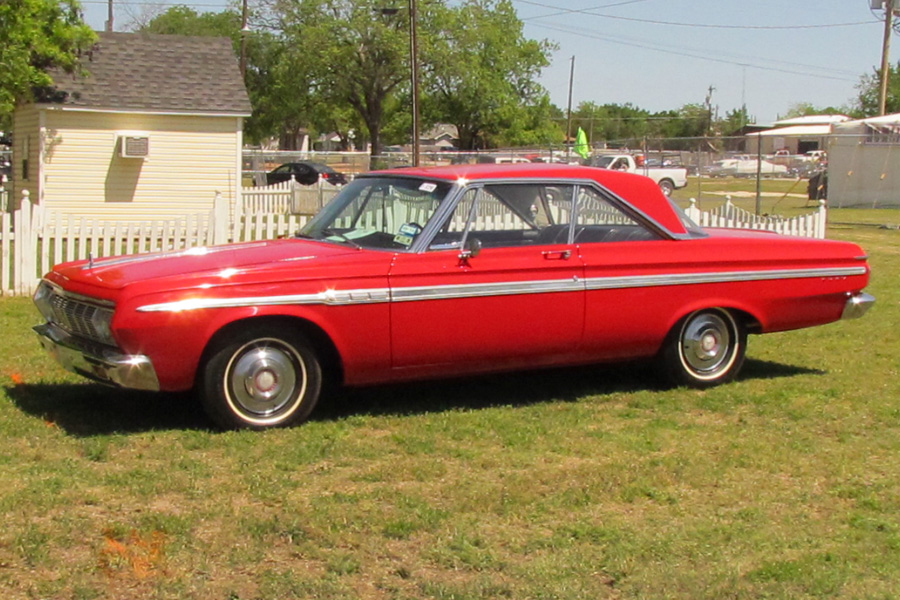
[37,283,114,344]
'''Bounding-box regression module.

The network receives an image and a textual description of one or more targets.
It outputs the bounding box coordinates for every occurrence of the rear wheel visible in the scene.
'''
[201,325,322,430]
[659,308,746,388]
[658,179,675,197]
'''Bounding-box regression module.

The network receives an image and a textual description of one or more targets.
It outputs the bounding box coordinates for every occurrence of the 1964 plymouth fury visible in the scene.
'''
[33,164,874,429]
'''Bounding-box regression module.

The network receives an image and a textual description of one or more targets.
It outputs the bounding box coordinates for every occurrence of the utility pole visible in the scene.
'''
[106,0,114,31]
[565,56,575,160]
[879,0,895,115]
[240,0,249,79]
[704,85,715,137]
[409,0,420,167]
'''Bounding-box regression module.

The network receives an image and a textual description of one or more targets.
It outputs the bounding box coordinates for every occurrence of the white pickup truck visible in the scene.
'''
[590,154,688,197]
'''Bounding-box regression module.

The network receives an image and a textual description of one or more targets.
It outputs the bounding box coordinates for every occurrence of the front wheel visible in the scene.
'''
[201,325,322,430]
[658,308,747,388]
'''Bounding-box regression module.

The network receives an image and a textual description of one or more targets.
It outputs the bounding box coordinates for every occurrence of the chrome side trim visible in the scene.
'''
[34,322,160,391]
[135,266,868,313]
[391,278,583,303]
[584,266,867,291]
[841,292,875,320]
[137,288,392,312]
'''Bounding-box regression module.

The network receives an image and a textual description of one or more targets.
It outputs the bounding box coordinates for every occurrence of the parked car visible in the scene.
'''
[704,159,739,178]
[264,161,348,186]
[33,164,874,430]
[590,154,688,196]
[704,159,788,178]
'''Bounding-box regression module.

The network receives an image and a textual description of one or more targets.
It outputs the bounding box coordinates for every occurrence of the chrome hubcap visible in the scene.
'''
[680,312,735,378]
[226,339,306,417]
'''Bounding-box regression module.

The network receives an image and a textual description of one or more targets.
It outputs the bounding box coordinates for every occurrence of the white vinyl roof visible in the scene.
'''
[754,124,833,137]
[850,113,900,125]
[773,115,850,127]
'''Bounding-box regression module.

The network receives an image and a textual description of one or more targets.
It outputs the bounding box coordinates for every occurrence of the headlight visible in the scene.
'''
[90,308,116,345]
[33,281,54,322]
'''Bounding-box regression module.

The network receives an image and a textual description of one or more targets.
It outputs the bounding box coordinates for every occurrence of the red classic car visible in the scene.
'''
[33,164,874,429]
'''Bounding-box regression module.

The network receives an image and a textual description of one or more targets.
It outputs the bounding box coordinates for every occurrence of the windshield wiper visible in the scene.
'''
[320,228,362,249]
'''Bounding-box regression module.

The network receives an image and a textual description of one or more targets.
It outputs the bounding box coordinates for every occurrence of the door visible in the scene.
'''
[573,185,678,361]
[389,184,585,374]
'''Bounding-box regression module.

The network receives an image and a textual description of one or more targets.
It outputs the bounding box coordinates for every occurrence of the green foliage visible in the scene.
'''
[855,60,900,116]
[424,0,557,150]
[0,0,96,127]
[275,0,411,155]
[142,5,240,36]
[780,101,848,120]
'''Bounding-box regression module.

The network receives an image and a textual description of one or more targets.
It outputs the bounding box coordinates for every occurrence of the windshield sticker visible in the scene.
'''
[394,223,422,247]
[393,234,414,247]
[419,182,437,193]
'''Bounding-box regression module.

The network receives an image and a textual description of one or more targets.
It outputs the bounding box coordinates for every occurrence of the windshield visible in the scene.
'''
[297,176,454,250]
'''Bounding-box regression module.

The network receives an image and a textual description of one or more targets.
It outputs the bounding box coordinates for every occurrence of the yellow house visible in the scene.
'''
[11,32,252,220]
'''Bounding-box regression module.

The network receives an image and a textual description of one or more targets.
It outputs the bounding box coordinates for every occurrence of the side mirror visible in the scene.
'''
[458,237,482,261]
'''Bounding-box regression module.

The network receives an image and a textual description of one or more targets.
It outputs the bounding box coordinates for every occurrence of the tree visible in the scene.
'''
[276,0,410,156]
[142,5,240,36]
[423,0,555,150]
[779,102,847,120]
[855,62,900,117]
[0,0,96,127]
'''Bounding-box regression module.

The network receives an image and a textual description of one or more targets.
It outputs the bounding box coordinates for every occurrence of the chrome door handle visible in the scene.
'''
[542,249,571,260]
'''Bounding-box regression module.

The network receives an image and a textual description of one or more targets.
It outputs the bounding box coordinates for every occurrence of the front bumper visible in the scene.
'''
[841,292,876,320]
[34,322,160,391]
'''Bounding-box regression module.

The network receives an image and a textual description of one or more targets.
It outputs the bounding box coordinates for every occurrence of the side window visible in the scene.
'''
[429,184,575,250]
[575,187,660,243]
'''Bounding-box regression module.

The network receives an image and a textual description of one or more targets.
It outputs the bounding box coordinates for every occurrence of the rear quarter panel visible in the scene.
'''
[578,231,869,361]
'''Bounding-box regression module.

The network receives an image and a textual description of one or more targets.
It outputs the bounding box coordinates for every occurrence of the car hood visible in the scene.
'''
[47,238,365,292]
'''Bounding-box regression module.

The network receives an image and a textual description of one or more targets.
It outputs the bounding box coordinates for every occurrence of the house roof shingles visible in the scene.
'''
[45,31,252,116]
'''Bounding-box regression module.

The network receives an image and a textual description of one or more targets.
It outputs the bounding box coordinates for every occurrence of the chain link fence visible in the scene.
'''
[244,136,828,212]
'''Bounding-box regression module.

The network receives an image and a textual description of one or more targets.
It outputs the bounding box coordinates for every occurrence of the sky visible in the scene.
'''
[78,0,898,125]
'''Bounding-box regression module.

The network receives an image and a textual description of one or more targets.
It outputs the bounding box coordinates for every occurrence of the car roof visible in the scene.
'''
[373,163,688,235]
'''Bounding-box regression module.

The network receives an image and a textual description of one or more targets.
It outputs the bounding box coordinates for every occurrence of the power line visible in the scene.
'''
[80,0,231,8]
[516,0,879,29]
[533,21,861,83]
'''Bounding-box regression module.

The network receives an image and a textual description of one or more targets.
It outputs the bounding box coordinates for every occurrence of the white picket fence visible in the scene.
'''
[242,179,341,215]
[685,196,827,239]
[0,190,828,297]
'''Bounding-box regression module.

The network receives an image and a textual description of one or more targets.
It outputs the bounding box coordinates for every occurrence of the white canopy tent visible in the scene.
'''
[828,114,900,208]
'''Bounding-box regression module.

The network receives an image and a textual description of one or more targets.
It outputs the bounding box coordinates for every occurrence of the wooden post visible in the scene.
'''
[213,191,230,246]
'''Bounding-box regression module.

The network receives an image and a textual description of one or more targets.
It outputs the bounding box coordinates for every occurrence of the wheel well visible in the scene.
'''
[198,316,344,388]
[730,308,762,335]
[668,306,762,337]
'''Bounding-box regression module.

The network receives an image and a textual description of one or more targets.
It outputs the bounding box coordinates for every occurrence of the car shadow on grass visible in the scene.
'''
[5,358,823,436]
[4,382,212,436]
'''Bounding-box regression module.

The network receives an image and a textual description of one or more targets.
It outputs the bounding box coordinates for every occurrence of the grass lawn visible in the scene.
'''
[0,224,898,599]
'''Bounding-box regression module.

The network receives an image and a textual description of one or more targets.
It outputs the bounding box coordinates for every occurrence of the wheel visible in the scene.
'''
[201,324,322,430]
[659,308,746,388]
[658,179,675,197]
